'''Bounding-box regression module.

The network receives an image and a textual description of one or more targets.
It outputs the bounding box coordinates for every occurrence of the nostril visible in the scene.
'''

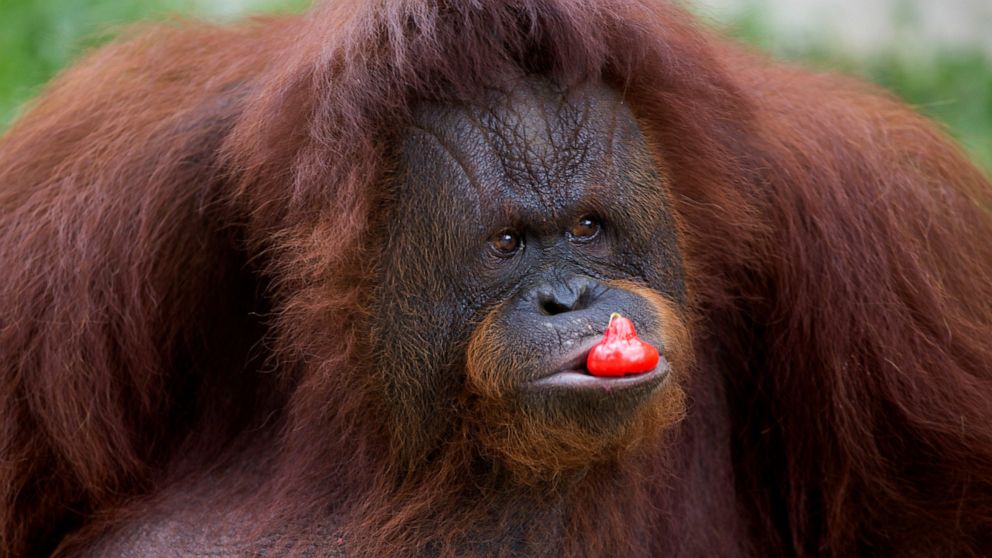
[540,297,572,316]
[535,278,598,315]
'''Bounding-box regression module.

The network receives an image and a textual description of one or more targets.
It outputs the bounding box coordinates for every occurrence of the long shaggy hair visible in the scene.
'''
[1,0,990,556]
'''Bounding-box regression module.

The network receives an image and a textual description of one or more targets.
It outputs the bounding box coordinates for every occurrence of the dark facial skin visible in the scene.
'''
[373,77,687,472]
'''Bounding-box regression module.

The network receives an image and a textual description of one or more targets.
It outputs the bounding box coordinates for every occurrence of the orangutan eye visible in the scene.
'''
[490,229,523,256]
[567,215,601,242]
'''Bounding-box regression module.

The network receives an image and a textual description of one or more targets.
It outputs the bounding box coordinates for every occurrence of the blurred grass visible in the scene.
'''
[0,0,308,126]
[0,0,989,171]
[721,9,992,172]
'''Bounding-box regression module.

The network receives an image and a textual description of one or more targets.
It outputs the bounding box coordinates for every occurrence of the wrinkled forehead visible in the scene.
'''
[401,78,645,218]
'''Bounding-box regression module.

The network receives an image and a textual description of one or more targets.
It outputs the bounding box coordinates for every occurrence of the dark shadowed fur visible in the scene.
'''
[1,0,991,557]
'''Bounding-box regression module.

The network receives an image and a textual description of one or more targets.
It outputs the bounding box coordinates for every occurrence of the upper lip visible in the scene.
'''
[539,336,602,379]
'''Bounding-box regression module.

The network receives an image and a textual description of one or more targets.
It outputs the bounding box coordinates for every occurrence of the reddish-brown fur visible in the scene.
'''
[1,0,991,556]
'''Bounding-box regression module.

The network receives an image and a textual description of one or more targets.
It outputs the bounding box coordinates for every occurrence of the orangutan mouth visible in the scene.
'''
[527,341,670,392]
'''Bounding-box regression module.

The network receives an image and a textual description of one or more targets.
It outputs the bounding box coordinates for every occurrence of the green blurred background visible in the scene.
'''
[0,0,989,171]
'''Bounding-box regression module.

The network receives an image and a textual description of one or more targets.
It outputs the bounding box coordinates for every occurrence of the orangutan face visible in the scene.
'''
[373,77,689,476]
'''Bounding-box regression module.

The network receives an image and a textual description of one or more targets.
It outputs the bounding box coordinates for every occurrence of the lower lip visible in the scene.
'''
[526,359,670,392]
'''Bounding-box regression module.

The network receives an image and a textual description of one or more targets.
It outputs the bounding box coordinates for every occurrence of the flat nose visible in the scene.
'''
[534,276,598,316]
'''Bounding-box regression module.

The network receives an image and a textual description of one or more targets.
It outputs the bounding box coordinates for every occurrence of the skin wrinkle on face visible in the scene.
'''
[392,75,686,327]
[406,126,485,205]
[409,79,626,234]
